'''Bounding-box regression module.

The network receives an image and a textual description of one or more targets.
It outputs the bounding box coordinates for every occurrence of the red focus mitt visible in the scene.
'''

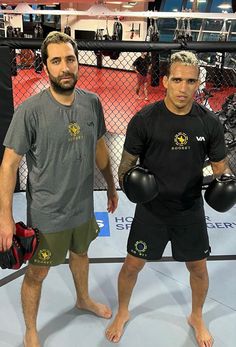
[0,237,24,269]
[15,222,39,261]
[0,222,39,270]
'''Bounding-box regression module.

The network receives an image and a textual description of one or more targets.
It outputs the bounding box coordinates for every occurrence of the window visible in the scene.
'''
[210,0,232,13]
[162,0,182,12]
[184,0,208,12]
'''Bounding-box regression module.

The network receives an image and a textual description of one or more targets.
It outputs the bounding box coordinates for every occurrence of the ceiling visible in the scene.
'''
[1,0,153,4]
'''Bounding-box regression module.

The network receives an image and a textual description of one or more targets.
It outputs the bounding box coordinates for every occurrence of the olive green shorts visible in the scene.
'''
[29,218,99,267]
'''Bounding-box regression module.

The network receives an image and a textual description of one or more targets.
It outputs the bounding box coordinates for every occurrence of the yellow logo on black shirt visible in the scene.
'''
[174,132,188,146]
[172,132,190,151]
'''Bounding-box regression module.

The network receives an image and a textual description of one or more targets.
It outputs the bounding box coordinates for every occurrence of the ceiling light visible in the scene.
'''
[86,3,112,15]
[218,4,231,9]
[106,1,122,4]
[14,3,34,13]
[122,1,137,8]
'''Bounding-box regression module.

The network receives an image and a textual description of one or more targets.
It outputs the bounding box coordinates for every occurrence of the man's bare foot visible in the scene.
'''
[76,298,112,319]
[188,315,214,347]
[24,330,41,347]
[105,311,130,343]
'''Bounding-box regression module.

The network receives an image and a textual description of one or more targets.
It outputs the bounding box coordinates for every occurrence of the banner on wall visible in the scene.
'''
[92,192,236,259]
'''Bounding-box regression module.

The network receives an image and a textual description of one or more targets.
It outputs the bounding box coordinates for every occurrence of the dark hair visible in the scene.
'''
[41,31,78,66]
[166,50,200,77]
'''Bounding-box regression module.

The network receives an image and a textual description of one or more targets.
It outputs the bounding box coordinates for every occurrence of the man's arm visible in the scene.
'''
[118,149,139,190]
[96,137,118,213]
[0,148,22,251]
[210,157,233,177]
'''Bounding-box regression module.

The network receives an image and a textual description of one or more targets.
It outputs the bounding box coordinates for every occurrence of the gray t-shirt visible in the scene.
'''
[4,88,106,232]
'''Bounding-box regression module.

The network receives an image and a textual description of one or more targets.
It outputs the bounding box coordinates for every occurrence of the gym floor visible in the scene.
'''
[0,191,235,347]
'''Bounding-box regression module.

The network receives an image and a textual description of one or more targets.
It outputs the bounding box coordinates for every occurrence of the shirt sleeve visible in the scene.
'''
[124,112,147,156]
[207,116,227,162]
[132,58,138,67]
[3,104,36,155]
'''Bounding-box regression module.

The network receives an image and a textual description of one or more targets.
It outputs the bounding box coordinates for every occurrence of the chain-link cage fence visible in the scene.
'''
[1,39,236,190]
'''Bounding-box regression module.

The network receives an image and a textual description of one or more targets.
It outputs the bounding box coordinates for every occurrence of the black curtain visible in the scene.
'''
[0,47,20,191]
[232,0,236,12]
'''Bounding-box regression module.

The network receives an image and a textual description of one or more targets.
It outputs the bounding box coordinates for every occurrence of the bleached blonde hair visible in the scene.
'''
[166,50,200,76]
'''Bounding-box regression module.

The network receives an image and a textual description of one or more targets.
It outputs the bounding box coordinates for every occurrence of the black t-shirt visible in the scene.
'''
[124,100,227,214]
[132,56,150,76]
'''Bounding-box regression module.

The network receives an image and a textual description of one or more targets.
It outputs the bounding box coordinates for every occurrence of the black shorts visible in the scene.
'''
[127,203,210,262]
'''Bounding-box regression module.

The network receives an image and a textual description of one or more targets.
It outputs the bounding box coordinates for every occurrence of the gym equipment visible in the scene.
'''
[145,18,154,42]
[0,222,39,269]
[113,18,123,41]
[150,19,160,87]
[204,174,236,212]
[7,25,17,76]
[33,23,43,73]
[94,18,122,61]
[64,16,71,36]
[0,237,24,269]
[186,18,193,42]
[123,166,159,204]
[15,222,39,261]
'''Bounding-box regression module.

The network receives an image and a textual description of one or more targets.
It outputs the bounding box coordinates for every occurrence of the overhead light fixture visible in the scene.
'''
[106,1,122,4]
[218,4,231,9]
[14,3,34,13]
[86,3,112,15]
[122,2,137,8]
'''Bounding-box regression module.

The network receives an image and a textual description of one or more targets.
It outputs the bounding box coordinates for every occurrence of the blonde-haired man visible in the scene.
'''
[106,51,232,347]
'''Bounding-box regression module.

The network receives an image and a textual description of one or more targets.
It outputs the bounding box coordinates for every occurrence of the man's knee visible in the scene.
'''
[25,264,50,283]
[122,255,146,275]
[186,259,208,277]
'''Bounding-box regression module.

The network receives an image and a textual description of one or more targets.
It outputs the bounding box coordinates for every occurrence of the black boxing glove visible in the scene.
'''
[123,166,159,203]
[204,174,236,212]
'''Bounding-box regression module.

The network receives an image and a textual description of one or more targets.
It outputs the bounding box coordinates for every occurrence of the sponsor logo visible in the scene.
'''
[130,240,148,258]
[172,132,190,151]
[115,216,133,230]
[87,121,94,127]
[34,248,53,265]
[134,240,147,253]
[205,216,236,230]
[95,212,110,236]
[68,121,83,141]
[174,132,188,146]
[196,136,205,141]
[38,249,52,261]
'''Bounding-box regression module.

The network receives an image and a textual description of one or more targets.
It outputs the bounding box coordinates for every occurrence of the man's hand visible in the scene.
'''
[0,219,15,252]
[107,187,118,213]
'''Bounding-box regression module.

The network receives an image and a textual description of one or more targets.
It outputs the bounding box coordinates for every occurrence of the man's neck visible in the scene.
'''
[164,97,192,116]
[49,87,75,106]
